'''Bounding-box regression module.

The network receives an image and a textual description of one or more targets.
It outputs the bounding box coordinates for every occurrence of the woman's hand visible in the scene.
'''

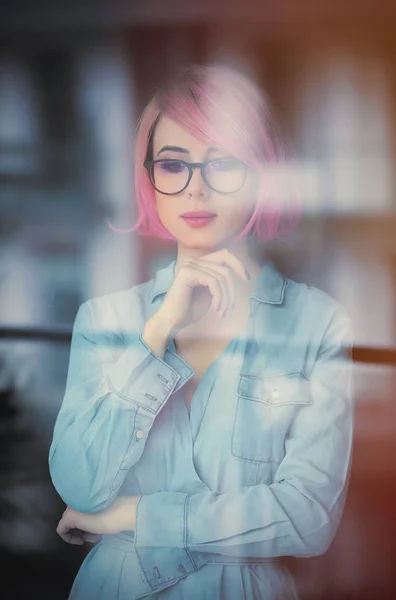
[56,496,140,545]
[157,248,250,335]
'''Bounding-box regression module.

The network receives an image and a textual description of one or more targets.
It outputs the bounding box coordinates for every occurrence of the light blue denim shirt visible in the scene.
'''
[48,258,354,600]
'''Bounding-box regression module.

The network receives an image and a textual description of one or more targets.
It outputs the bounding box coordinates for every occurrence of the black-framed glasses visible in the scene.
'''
[143,157,248,195]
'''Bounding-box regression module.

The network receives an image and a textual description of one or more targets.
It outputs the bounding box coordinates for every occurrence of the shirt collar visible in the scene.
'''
[149,258,286,306]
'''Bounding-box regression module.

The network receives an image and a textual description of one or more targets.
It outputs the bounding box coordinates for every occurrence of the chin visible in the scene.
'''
[168,221,235,251]
[183,240,220,251]
[180,232,227,251]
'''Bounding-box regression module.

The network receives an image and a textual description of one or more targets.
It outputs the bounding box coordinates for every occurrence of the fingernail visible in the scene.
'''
[245,268,251,280]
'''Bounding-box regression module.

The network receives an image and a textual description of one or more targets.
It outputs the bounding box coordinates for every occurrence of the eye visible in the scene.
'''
[158,160,186,174]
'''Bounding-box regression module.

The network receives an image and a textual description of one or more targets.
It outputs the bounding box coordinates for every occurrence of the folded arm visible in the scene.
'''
[134,306,354,578]
[49,300,193,513]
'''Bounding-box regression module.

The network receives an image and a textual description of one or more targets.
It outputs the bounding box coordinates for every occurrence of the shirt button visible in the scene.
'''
[136,429,144,440]
[271,389,280,400]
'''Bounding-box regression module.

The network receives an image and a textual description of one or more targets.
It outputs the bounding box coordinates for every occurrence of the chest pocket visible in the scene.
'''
[231,372,312,464]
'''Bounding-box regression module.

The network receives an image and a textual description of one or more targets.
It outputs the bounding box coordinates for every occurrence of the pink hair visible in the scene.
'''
[107,64,301,242]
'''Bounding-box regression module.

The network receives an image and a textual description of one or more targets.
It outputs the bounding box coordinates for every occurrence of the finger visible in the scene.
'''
[57,518,84,545]
[195,260,235,316]
[200,249,249,281]
[57,528,84,545]
[183,261,228,315]
[181,261,224,313]
[83,533,102,543]
[192,262,231,315]
[58,526,100,545]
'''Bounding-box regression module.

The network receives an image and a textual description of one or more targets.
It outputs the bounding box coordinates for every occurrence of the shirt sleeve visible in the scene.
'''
[48,300,194,513]
[134,305,354,575]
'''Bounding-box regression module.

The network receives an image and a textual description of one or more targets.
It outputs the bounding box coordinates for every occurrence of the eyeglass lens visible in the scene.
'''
[152,158,246,194]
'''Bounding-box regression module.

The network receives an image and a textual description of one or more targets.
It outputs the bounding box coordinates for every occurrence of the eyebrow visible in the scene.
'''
[157,145,219,156]
[158,146,188,155]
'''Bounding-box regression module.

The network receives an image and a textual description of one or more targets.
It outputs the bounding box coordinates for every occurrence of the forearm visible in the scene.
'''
[134,481,345,559]
[49,303,194,513]
[50,384,149,513]
[106,495,140,532]
[141,311,176,359]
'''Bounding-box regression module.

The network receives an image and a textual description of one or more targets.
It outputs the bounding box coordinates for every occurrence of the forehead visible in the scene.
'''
[153,116,211,155]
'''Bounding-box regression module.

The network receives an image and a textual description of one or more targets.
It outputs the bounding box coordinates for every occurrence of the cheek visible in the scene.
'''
[155,195,167,221]
[155,194,183,231]
[156,194,172,219]
[226,189,258,225]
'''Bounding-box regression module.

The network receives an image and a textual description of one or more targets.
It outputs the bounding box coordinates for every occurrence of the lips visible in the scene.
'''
[181,215,217,228]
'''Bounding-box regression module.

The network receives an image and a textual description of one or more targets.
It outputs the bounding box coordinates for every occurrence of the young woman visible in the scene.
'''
[49,64,354,599]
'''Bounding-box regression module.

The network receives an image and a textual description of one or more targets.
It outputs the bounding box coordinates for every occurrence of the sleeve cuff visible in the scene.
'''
[133,493,208,592]
[135,492,188,547]
[106,334,194,415]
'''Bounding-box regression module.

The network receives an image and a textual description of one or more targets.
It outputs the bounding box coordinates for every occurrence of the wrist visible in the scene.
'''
[149,311,178,343]
[118,496,140,532]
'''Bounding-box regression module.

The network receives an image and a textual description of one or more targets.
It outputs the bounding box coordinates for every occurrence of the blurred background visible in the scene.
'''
[0,1,396,598]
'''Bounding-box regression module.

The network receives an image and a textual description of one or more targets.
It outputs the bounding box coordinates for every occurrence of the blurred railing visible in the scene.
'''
[0,326,395,366]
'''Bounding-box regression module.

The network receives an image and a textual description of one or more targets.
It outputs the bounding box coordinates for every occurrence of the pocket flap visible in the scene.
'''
[238,373,311,406]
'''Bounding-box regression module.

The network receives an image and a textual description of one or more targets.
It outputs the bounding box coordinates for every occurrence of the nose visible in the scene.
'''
[187,166,210,198]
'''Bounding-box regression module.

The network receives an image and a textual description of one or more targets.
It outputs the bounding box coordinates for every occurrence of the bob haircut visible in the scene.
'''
[108,63,301,242]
